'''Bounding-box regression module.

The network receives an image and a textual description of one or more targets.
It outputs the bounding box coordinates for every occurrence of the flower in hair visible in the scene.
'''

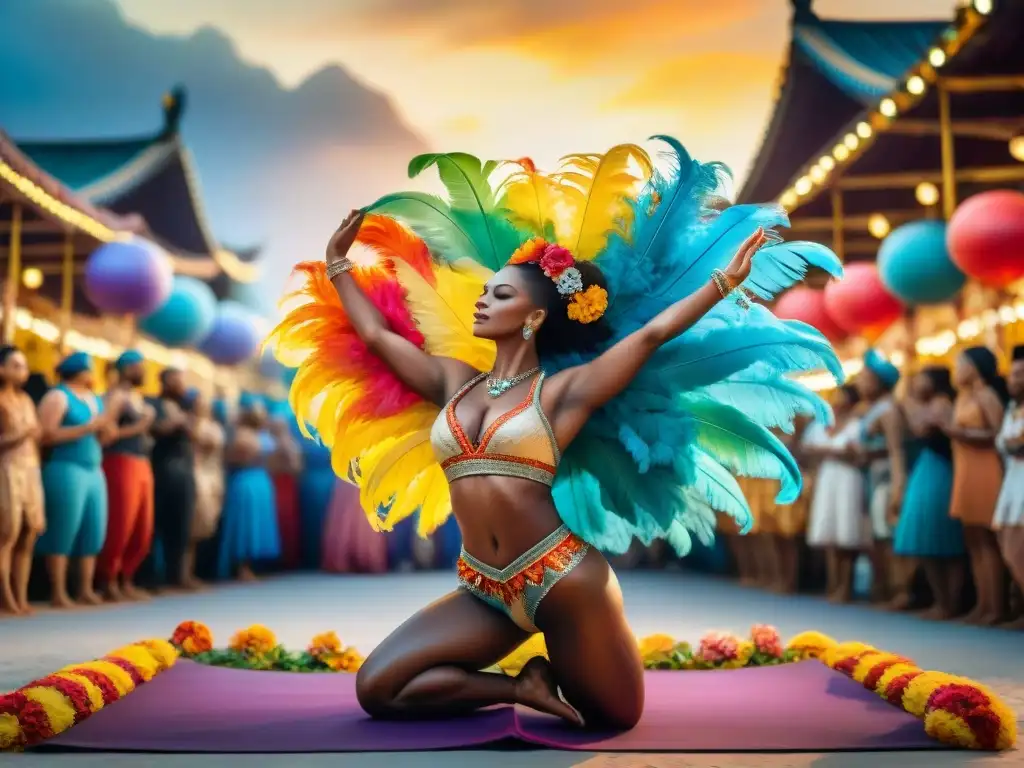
[555,267,583,296]
[567,285,608,324]
[508,237,548,265]
[539,245,574,278]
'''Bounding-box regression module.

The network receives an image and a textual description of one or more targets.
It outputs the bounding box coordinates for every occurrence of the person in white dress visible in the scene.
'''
[804,384,868,602]
[994,345,1024,629]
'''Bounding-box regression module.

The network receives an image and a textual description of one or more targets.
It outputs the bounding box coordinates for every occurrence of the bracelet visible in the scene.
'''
[326,258,354,280]
[710,269,733,299]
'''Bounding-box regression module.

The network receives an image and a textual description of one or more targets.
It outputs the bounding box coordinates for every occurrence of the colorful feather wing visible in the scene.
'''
[267,215,489,536]
[495,158,565,241]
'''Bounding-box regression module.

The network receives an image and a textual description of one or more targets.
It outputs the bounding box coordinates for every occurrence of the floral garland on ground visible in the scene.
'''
[2,623,1015,753]
[0,639,177,752]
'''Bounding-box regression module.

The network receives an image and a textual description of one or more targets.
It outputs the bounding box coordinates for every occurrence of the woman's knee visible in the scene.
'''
[354,660,397,717]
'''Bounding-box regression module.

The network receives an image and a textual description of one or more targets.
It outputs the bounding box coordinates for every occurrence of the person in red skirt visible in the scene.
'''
[268,414,302,570]
[97,350,155,601]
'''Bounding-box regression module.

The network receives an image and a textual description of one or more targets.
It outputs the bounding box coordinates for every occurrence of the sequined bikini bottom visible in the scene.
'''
[456,524,589,633]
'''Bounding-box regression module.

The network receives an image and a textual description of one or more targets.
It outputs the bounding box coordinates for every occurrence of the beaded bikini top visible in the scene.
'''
[429,372,560,487]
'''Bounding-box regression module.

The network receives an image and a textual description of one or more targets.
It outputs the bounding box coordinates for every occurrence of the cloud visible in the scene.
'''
[1,0,428,294]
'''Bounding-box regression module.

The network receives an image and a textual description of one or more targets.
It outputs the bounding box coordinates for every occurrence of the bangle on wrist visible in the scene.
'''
[326,258,354,280]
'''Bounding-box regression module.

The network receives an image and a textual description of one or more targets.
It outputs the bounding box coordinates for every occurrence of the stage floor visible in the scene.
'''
[4,570,1023,767]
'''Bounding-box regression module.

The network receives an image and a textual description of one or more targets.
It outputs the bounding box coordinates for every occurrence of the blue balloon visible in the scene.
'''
[199,301,261,365]
[85,239,173,315]
[139,275,217,346]
[878,220,965,305]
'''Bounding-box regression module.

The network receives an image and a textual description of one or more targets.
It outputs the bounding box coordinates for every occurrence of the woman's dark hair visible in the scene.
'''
[919,365,956,400]
[512,261,613,357]
[839,383,860,406]
[0,344,19,365]
[962,346,1010,405]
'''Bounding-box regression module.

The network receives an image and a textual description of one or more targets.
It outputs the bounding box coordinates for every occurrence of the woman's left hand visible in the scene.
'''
[723,227,766,286]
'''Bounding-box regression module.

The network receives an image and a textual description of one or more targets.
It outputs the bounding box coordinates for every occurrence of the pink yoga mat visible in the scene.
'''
[40,660,940,753]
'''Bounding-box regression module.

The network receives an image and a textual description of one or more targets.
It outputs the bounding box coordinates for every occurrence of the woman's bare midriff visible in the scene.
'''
[449,475,568,567]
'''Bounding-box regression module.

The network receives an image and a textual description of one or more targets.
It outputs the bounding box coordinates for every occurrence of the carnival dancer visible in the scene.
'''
[995,345,1024,629]
[269,140,841,727]
[35,352,112,608]
[97,350,156,601]
[269,410,303,569]
[297,428,334,570]
[147,368,197,589]
[0,345,44,615]
[218,393,280,580]
[855,350,906,605]
[892,367,963,619]
[184,389,225,588]
[948,346,1008,625]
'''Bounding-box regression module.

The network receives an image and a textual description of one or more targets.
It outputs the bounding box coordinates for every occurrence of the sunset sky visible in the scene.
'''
[114,0,958,181]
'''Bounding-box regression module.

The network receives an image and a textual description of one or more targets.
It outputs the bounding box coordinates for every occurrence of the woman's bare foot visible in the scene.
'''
[18,600,35,616]
[105,581,124,602]
[78,590,104,607]
[917,604,952,621]
[885,593,912,612]
[972,611,1003,627]
[183,576,205,591]
[515,657,583,726]
[998,615,1024,630]
[122,582,150,601]
[238,565,258,582]
[0,589,22,616]
[51,593,76,609]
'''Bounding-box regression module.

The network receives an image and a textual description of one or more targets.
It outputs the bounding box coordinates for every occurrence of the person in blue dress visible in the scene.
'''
[35,352,112,608]
[296,425,335,570]
[893,366,965,618]
[218,392,280,580]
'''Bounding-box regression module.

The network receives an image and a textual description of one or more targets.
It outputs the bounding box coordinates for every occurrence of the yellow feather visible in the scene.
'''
[554,144,653,260]
[394,260,496,371]
[498,161,570,241]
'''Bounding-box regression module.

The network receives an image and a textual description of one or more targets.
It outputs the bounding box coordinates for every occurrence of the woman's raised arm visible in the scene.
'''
[550,228,765,428]
[328,210,473,407]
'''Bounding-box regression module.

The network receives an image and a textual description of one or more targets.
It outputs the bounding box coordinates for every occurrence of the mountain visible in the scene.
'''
[0,0,428,297]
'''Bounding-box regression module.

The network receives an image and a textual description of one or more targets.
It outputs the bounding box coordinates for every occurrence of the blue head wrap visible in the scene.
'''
[56,351,92,379]
[182,387,200,410]
[212,399,229,426]
[115,349,144,371]
[238,391,263,412]
[863,349,900,390]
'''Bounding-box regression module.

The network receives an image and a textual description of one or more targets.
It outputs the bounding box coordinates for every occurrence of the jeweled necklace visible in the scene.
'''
[485,366,541,398]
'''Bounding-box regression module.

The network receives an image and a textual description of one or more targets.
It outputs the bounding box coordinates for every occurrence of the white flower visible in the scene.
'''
[555,267,583,296]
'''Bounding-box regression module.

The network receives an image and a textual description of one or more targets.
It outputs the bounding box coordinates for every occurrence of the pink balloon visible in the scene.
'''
[823,263,903,336]
[773,287,847,343]
[948,190,1024,288]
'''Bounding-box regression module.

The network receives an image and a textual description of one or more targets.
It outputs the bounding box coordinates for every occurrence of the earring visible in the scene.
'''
[522,325,534,340]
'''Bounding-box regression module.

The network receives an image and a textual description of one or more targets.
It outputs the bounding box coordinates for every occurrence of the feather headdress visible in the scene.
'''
[267,138,843,552]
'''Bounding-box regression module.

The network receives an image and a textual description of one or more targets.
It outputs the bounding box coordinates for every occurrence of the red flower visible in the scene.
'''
[15,698,55,746]
[64,668,120,705]
[863,660,901,691]
[31,676,93,722]
[884,671,922,706]
[927,684,1002,750]
[101,657,144,687]
[538,245,574,278]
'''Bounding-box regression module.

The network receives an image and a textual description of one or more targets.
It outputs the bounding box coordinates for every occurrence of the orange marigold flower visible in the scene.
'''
[309,631,343,658]
[325,649,364,673]
[508,238,548,265]
[637,634,676,658]
[567,285,608,324]
[171,621,214,655]
[229,625,277,657]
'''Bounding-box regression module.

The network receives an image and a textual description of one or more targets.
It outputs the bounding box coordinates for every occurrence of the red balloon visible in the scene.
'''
[773,287,847,343]
[823,263,903,336]
[947,190,1024,288]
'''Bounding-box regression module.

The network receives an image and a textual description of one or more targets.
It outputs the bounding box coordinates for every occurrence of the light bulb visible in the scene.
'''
[819,155,836,172]
[810,165,827,183]
[1010,135,1024,162]
[880,98,898,118]
[906,76,926,95]
[794,176,813,196]
[915,182,940,206]
[834,144,850,162]
[844,133,859,151]
[780,190,798,209]
[868,213,891,239]
[856,122,872,139]
[21,268,43,290]
[929,48,947,67]
[974,0,993,14]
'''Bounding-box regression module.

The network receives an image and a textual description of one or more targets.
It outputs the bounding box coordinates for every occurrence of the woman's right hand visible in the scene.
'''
[327,209,365,264]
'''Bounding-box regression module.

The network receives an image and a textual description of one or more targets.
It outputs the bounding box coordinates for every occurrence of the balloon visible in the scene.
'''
[198,301,261,365]
[823,263,903,337]
[948,190,1024,288]
[139,275,217,346]
[773,287,847,343]
[878,220,965,305]
[84,239,173,315]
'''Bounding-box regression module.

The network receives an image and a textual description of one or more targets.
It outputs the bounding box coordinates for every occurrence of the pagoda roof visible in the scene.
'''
[738,1,947,204]
[17,87,259,284]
